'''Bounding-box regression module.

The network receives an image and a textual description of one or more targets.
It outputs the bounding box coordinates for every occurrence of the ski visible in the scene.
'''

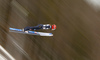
[9,28,53,36]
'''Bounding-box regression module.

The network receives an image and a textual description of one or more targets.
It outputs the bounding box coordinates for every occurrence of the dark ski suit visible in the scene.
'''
[24,24,43,31]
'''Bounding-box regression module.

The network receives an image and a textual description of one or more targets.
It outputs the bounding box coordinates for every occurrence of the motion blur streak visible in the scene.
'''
[0,54,7,60]
[0,45,15,60]
[6,33,32,60]
[1,0,100,60]
[11,0,29,16]
[85,0,100,11]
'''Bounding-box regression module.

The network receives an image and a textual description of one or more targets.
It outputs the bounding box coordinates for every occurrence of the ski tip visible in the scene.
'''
[40,33,53,36]
[49,33,53,36]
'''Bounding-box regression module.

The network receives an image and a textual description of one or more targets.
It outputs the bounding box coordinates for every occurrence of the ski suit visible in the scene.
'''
[24,24,43,31]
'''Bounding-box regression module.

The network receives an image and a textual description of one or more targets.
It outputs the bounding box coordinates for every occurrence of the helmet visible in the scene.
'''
[51,24,56,30]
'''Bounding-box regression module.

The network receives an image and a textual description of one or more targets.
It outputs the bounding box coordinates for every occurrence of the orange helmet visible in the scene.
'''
[51,24,56,30]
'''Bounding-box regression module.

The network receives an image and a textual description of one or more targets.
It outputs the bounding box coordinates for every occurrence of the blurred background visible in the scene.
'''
[0,0,100,60]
